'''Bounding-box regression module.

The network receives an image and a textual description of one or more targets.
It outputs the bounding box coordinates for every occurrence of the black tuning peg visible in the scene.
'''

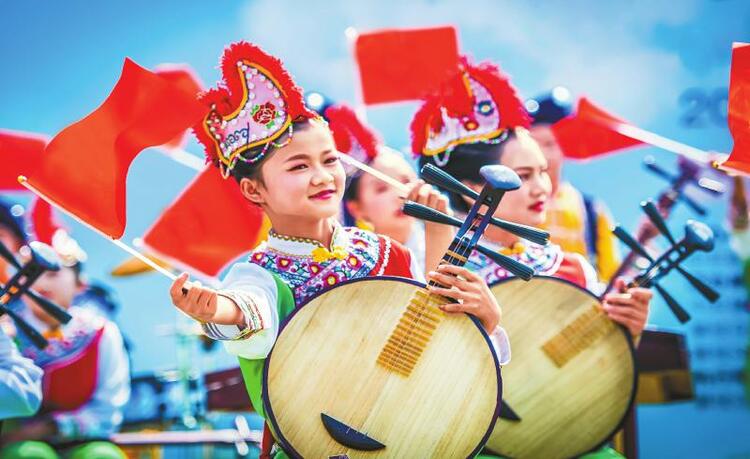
[676,266,719,303]
[24,289,72,324]
[678,193,707,216]
[653,283,691,324]
[643,156,676,182]
[643,156,723,217]
[0,240,22,270]
[0,304,48,349]
[613,226,653,262]
[491,220,550,246]
[0,241,72,328]
[474,244,535,280]
[641,200,676,245]
[421,163,480,201]
[403,201,463,228]
[403,201,550,248]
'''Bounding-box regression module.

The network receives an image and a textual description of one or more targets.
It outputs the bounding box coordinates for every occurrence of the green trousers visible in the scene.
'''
[0,441,125,459]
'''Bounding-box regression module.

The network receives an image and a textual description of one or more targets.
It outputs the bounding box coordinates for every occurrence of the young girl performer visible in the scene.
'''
[326,104,426,271]
[167,41,511,455]
[411,57,652,459]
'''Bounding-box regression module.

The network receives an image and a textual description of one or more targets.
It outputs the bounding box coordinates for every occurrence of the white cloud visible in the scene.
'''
[236,0,708,124]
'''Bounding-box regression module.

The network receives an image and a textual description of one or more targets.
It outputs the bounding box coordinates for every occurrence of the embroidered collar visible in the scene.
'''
[265,222,350,258]
[250,226,384,305]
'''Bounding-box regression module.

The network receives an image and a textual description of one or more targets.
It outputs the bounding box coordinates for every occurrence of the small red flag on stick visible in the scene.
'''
[20,58,204,239]
[142,166,269,278]
[354,26,461,105]
[551,97,644,160]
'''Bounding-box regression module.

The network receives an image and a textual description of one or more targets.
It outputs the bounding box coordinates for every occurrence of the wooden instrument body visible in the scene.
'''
[263,277,502,458]
[487,276,637,459]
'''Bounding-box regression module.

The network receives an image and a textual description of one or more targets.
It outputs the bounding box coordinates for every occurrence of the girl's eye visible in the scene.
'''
[375,184,389,194]
[289,164,307,171]
[324,156,339,165]
[519,173,532,181]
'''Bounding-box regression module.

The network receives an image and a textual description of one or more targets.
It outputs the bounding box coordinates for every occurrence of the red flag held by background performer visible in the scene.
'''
[21,58,205,238]
[0,130,48,191]
[720,42,750,176]
[355,26,460,105]
[551,97,644,160]
[142,166,269,278]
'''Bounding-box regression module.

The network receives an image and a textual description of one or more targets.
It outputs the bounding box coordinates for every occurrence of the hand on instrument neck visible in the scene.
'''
[602,277,652,338]
[407,180,456,274]
[426,264,502,333]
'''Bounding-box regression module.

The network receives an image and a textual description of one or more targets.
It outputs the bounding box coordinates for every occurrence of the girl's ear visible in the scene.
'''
[240,178,265,206]
[345,200,363,221]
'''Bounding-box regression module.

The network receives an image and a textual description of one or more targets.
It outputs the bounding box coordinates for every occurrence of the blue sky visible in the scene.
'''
[2,1,750,455]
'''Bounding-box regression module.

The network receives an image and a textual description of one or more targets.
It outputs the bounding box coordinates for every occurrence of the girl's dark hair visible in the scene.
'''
[341,174,363,227]
[417,135,513,213]
[229,119,315,184]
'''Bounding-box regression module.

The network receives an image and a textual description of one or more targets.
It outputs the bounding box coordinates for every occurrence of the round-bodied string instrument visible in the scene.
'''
[484,216,718,458]
[262,164,545,458]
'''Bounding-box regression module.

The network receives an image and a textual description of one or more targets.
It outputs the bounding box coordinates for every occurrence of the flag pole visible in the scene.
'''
[338,154,409,196]
[17,175,178,282]
[599,120,729,166]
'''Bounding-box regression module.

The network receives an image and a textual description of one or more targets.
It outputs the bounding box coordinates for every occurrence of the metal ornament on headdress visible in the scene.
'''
[193,41,317,178]
[410,57,530,160]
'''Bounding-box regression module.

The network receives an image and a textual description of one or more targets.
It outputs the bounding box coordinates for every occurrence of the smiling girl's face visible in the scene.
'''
[239,120,346,226]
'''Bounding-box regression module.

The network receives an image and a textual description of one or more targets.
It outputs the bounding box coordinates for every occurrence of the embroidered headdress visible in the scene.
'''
[193,41,318,177]
[410,57,530,166]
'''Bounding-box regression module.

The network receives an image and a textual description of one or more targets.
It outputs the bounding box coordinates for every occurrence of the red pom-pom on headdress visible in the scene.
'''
[193,41,317,177]
[325,104,380,173]
[410,56,530,159]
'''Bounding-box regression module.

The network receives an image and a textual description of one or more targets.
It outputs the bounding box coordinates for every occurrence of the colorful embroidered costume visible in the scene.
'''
[12,302,130,440]
[192,43,512,433]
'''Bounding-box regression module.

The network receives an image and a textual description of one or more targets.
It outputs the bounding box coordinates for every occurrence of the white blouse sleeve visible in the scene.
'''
[0,330,43,420]
[488,326,512,366]
[201,263,280,360]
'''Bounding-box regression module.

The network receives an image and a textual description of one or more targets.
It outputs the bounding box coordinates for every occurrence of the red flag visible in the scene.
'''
[551,97,644,160]
[143,166,269,278]
[22,58,204,238]
[355,26,460,105]
[154,64,204,150]
[0,130,48,191]
[721,42,750,175]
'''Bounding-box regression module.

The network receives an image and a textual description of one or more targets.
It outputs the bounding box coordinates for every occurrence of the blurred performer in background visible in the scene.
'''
[0,328,42,421]
[0,230,130,459]
[726,175,750,402]
[328,104,427,272]
[526,88,621,283]
[0,199,43,421]
[412,59,651,459]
